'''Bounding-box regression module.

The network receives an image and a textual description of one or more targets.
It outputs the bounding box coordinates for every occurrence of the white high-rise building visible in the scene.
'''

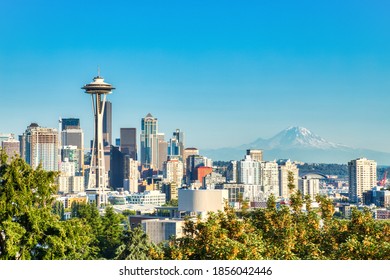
[348,158,377,203]
[21,123,59,171]
[260,161,279,197]
[163,158,184,186]
[278,160,299,198]
[238,155,261,185]
[299,175,320,200]
[124,157,140,193]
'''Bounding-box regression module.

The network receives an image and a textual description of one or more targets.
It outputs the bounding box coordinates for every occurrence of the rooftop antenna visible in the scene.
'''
[97,65,100,77]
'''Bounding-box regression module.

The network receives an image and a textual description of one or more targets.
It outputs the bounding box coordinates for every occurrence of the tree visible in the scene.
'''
[52,201,65,220]
[0,153,98,259]
[99,206,125,259]
[164,208,265,260]
[115,226,163,260]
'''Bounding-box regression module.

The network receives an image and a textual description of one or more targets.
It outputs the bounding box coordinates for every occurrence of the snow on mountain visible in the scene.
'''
[249,126,347,150]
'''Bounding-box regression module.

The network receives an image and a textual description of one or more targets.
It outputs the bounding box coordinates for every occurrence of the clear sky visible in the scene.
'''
[1,0,390,152]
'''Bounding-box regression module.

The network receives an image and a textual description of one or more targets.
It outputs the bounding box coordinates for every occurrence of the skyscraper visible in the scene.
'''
[348,158,377,203]
[186,154,205,184]
[157,133,168,171]
[260,161,279,197]
[21,123,59,171]
[163,158,184,186]
[237,155,261,185]
[278,160,299,198]
[103,101,112,147]
[183,147,199,175]
[124,156,140,193]
[109,145,124,189]
[168,129,185,160]
[140,113,158,169]
[61,118,80,130]
[120,128,137,160]
[61,118,84,174]
[299,175,320,201]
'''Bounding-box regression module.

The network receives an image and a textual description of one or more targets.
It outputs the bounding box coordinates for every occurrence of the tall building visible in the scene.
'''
[186,155,205,184]
[237,155,261,185]
[163,158,184,186]
[227,161,238,183]
[157,133,168,171]
[120,128,137,160]
[140,113,158,169]
[21,123,59,171]
[124,156,139,193]
[109,146,124,189]
[61,118,84,174]
[348,158,377,203]
[168,129,185,159]
[103,101,112,147]
[61,118,80,130]
[260,161,279,197]
[278,160,299,198]
[298,175,320,201]
[183,147,199,175]
[82,74,115,206]
[246,149,263,162]
[1,138,20,163]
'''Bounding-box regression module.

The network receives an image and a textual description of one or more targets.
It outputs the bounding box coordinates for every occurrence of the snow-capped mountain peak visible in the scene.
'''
[252,126,345,150]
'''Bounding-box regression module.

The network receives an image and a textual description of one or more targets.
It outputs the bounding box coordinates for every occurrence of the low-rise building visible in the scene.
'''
[142,219,185,244]
[363,187,390,208]
[178,188,228,216]
[126,190,166,206]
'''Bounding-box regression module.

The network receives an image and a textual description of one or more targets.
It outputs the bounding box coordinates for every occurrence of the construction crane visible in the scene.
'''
[378,171,387,187]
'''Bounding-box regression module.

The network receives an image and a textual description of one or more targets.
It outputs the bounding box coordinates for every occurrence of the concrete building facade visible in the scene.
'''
[348,158,377,203]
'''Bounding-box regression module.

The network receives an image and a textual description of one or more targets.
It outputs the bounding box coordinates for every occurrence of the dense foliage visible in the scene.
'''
[1,153,389,260]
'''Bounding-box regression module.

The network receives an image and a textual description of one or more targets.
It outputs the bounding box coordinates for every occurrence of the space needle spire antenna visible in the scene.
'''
[82,70,115,207]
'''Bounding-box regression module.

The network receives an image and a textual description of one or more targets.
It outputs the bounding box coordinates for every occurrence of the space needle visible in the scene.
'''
[82,71,115,207]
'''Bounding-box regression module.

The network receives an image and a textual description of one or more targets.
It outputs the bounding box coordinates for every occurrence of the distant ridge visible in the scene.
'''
[202,126,390,165]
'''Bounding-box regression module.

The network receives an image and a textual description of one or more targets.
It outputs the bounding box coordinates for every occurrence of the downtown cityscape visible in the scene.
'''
[0,0,389,266]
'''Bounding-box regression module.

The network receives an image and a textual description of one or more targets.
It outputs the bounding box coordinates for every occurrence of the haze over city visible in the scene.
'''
[1,1,390,153]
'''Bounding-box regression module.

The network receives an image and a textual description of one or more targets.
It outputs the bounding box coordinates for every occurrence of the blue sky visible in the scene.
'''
[1,0,390,152]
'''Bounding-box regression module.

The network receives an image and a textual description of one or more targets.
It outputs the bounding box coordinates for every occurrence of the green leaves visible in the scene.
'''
[164,209,265,260]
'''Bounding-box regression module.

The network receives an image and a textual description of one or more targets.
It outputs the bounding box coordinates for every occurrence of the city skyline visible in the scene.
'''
[1,1,390,152]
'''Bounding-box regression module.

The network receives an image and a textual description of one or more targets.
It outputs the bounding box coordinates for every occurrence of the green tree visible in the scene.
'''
[115,226,163,260]
[0,153,96,259]
[164,208,265,260]
[52,201,65,220]
[99,206,125,259]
